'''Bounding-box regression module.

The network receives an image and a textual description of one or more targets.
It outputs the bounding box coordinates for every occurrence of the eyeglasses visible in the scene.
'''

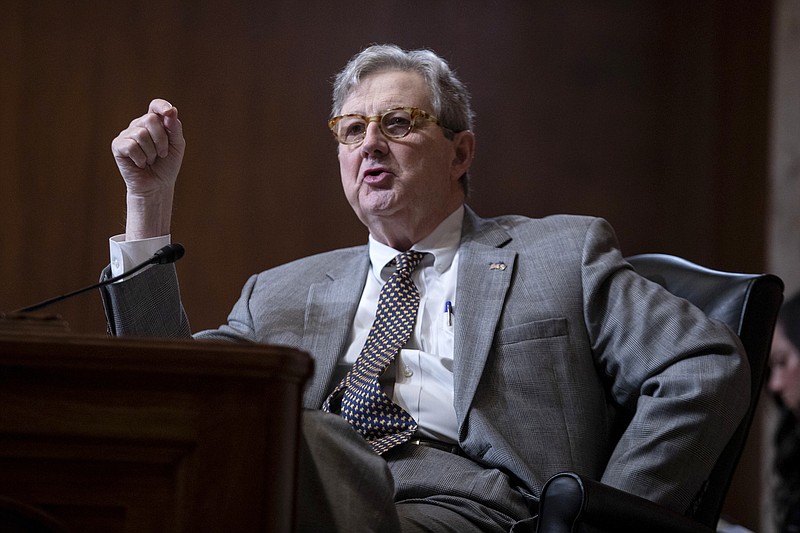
[328,107,446,145]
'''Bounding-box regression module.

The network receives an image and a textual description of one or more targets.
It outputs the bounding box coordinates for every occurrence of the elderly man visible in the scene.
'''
[104,44,748,533]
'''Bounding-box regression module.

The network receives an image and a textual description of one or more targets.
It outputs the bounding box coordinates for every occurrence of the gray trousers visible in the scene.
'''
[294,410,533,533]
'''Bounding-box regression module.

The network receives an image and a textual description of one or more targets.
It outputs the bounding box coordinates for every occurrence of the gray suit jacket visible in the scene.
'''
[102,206,749,514]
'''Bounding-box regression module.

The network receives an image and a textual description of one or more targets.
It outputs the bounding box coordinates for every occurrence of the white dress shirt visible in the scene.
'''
[109,205,463,443]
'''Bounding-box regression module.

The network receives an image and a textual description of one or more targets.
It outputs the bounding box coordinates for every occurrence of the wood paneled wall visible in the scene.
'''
[0,1,773,528]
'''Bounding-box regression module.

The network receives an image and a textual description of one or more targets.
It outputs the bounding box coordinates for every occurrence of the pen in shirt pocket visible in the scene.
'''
[444,300,453,327]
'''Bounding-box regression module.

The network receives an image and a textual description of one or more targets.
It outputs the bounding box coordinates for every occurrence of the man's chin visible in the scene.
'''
[357,191,401,215]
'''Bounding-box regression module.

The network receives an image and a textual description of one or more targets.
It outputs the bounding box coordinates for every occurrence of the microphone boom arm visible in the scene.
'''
[11,243,185,314]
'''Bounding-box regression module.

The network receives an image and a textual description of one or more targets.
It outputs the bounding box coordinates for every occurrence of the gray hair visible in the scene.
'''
[331,44,475,192]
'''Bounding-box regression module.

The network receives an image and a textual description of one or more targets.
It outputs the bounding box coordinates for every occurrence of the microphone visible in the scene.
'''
[11,243,185,314]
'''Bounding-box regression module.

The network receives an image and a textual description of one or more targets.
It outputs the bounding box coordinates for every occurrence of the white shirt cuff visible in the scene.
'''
[109,234,171,278]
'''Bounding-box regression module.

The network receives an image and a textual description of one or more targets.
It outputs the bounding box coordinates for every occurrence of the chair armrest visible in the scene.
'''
[536,473,716,533]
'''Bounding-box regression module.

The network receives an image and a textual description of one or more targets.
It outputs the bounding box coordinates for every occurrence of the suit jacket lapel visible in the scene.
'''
[301,249,369,408]
[453,208,516,427]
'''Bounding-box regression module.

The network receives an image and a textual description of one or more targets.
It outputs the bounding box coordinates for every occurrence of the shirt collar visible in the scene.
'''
[368,205,464,280]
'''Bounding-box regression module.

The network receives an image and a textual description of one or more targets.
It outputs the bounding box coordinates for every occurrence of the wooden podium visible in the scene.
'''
[0,332,312,532]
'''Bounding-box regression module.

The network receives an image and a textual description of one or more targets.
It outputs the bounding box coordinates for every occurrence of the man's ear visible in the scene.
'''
[450,130,476,181]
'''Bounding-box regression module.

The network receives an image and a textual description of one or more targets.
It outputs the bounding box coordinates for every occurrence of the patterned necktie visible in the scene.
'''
[323,250,425,455]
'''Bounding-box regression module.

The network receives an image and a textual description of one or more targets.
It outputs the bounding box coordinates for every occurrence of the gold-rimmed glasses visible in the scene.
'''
[328,107,447,145]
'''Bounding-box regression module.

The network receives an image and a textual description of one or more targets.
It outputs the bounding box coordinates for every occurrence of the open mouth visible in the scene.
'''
[363,167,392,184]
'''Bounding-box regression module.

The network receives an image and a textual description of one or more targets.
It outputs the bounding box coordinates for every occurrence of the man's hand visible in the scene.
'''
[111,99,185,240]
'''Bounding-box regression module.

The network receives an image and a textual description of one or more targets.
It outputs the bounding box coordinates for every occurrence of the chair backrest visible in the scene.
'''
[626,253,784,527]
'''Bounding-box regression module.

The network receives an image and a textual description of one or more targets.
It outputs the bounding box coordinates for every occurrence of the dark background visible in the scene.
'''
[0,1,773,528]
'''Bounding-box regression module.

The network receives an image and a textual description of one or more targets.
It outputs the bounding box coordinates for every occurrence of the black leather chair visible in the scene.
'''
[535,254,784,533]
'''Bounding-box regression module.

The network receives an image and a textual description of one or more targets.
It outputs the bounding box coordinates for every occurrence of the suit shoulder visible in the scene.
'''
[256,245,367,281]
[490,213,607,238]
[472,213,622,264]
[288,245,367,265]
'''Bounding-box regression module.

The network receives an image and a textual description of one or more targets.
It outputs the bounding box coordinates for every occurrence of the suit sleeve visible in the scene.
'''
[580,218,750,513]
[101,264,191,337]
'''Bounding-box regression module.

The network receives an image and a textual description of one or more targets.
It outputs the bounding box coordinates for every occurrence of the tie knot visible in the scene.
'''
[393,250,425,275]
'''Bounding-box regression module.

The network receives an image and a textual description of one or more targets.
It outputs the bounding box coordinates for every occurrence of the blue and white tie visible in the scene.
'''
[323,250,425,455]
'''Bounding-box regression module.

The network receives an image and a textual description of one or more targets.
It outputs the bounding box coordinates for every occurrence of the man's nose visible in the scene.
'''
[360,121,388,155]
